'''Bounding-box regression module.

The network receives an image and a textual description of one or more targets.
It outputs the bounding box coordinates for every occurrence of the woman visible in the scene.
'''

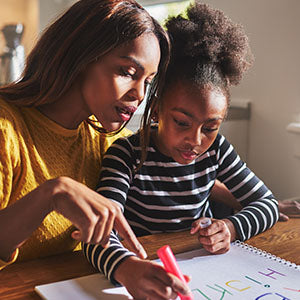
[0,0,170,269]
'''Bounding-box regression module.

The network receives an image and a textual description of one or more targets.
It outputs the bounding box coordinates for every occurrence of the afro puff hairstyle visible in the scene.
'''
[137,2,253,171]
[164,1,253,92]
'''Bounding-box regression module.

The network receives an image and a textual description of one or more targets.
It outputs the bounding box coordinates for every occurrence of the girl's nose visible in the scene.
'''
[189,127,202,146]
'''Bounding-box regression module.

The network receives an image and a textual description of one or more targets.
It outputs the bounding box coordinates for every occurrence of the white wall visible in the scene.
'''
[196,0,300,199]
[38,0,76,33]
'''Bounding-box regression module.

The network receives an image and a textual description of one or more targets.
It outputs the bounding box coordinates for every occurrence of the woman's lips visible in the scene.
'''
[116,106,137,122]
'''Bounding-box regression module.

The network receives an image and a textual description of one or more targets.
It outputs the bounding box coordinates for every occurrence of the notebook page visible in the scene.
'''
[175,241,300,299]
[35,242,300,300]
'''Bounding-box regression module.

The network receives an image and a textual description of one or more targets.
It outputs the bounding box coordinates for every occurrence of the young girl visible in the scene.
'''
[84,2,279,299]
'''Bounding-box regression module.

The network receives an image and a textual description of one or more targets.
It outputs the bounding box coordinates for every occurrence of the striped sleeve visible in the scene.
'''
[82,231,136,285]
[83,137,137,284]
[216,135,279,241]
[96,137,136,207]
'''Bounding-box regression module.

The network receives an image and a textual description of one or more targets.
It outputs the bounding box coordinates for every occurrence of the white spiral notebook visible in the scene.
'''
[35,241,300,300]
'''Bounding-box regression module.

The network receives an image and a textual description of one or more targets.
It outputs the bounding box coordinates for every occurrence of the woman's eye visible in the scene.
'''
[120,68,135,78]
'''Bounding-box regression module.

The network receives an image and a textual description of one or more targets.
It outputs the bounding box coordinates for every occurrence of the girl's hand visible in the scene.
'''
[190,217,236,254]
[114,256,192,300]
[50,177,146,258]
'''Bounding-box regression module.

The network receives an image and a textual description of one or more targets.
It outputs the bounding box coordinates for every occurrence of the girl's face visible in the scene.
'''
[154,81,227,164]
[81,33,161,132]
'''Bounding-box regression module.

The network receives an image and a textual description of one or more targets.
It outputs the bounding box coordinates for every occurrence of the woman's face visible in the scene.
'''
[81,33,161,132]
[154,81,227,164]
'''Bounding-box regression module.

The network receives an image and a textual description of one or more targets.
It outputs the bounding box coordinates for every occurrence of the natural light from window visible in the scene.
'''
[145,1,191,24]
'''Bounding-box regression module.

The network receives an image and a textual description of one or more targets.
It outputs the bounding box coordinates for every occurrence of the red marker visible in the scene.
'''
[157,245,193,300]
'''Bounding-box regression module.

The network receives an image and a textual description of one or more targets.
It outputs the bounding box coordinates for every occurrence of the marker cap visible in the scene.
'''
[199,218,212,229]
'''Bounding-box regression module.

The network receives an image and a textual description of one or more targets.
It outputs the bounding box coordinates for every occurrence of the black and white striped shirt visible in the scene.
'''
[83,131,278,284]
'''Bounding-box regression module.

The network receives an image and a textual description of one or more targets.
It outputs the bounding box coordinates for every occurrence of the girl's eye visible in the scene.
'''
[174,118,189,127]
[203,127,218,133]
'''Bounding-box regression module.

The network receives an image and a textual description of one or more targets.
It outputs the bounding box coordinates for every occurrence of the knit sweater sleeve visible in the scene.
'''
[0,105,21,210]
[216,135,279,241]
[0,103,22,268]
[83,136,137,284]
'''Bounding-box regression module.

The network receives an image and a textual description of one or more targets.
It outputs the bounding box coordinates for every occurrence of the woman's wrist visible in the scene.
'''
[47,176,73,213]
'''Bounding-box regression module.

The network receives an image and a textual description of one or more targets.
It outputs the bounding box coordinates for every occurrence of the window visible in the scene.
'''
[142,0,191,24]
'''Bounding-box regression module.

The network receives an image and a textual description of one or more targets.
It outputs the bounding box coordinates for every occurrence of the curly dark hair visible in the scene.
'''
[137,1,253,171]
[164,1,253,90]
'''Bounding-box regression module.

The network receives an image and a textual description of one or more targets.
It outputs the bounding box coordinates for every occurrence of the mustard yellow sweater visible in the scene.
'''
[0,98,131,268]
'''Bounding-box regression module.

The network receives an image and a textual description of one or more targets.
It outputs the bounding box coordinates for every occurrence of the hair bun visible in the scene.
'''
[165,2,253,85]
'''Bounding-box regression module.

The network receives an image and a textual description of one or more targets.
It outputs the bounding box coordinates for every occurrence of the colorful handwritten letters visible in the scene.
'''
[173,244,299,300]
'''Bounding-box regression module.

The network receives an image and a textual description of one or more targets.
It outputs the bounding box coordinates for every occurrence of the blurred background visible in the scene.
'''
[0,0,299,201]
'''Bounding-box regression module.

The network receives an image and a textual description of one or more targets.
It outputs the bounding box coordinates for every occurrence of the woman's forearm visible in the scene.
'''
[0,176,146,262]
[0,180,54,261]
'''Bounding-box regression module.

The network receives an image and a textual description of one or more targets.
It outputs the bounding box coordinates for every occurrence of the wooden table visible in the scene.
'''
[1,219,299,300]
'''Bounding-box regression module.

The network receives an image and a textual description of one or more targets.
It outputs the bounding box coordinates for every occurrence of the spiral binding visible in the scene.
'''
[233,240,300,271]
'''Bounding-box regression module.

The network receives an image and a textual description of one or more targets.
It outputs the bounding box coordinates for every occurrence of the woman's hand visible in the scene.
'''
[0,176,146,262]
[190,217,236,254]
[51,177,147,258]
[114,256,192,300]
